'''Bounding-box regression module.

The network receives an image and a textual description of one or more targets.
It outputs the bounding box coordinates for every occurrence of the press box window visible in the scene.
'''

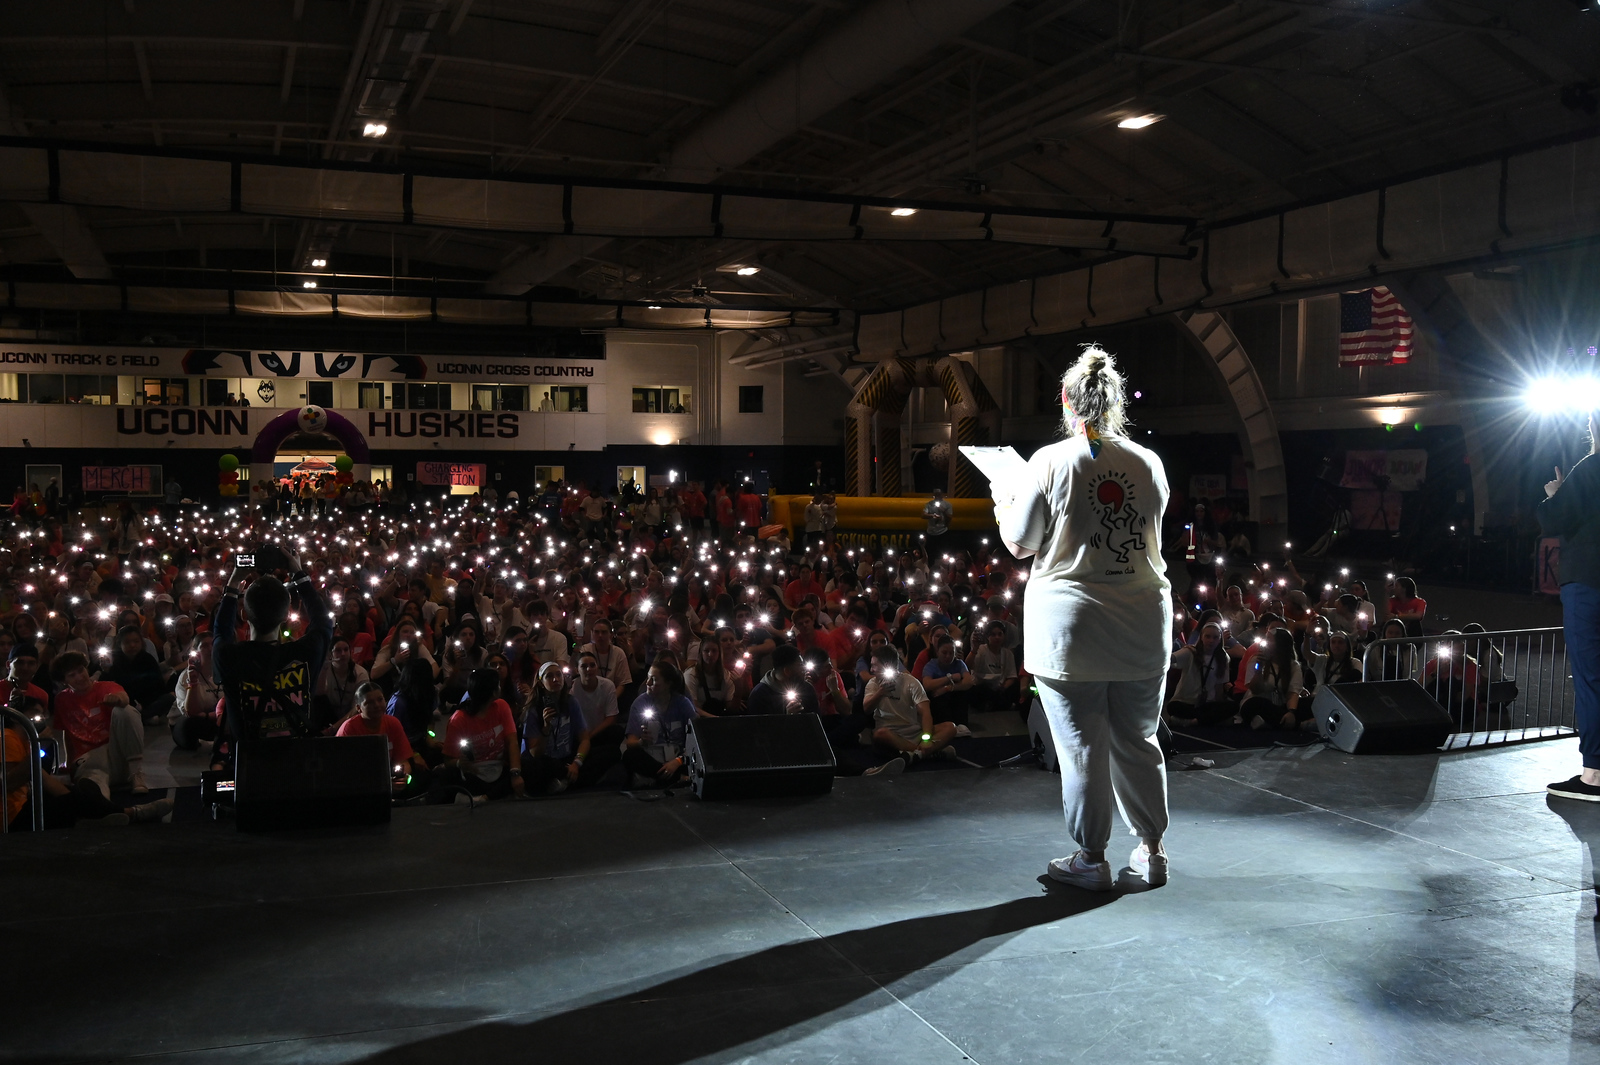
[359,382,388,409]
[404,383,451,410]
[306,381,334,407]
[140,378,190,406]
[738,386,764,413]
[472,385,530,411]
[543,386,587,412]
[632,387,691,413]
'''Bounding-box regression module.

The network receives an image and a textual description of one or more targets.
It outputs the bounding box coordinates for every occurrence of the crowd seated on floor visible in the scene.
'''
[1,481,1488,828]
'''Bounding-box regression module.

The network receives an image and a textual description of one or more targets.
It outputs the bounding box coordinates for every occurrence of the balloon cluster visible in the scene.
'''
[217,453,241,497]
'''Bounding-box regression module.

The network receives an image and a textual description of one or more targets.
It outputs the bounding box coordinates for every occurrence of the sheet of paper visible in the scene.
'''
[958,445,1028,491]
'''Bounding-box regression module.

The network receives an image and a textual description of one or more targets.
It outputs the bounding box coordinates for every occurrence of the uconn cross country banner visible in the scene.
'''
[0,343,604,384]
[0,405,607,451]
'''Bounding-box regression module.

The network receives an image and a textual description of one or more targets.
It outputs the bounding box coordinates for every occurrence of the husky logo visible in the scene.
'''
[1086,471,1147,565]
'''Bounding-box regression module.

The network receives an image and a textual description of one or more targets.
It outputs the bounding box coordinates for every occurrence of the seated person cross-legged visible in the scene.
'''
[429,668,524,806]
[862,645,957,772]
[1165,622,1239,727]
[1240,629,1308,731]
[520,661,591,796]
[919,635,977,730]
[337,681,430,799]
[622,661,702,789]
[968,622,1019,713]
[568,651,624,785]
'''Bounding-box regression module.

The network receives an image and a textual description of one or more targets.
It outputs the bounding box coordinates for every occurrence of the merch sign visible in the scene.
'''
[83,465,158,493]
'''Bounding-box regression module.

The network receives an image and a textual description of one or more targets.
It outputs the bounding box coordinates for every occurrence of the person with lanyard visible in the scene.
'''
[995,346,1172,891]
[520,661,591,795]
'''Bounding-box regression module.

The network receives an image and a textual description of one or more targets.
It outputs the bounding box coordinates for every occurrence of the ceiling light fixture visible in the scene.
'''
[310,258,327,268]
[1117,114,1163,130]
[302,280,318,289]
[735,266,759,276]
[646,304,662,310]
[362,122,389,138]
[890,207,917,217]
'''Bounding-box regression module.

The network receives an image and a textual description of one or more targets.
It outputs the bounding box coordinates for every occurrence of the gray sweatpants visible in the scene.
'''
[1037,675,1168,853]
[70,706,145,800]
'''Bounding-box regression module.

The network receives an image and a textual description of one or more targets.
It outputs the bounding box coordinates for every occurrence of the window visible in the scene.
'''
[65,375,114,405]
[204,379,230,406]
[140,378,190,406]
[632,386,691,414]
[616,466,646,494]
[359,382,388,409]
[29,375,64,404]
[405,383,450,410]
[306,381,334,407]
[545,386,586,412]
[738,385,764,413]
[472,384,531,411]
[534,465,565,486]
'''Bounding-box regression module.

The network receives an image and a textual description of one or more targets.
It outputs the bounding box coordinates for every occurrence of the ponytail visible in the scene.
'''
[1060,345,1129,438]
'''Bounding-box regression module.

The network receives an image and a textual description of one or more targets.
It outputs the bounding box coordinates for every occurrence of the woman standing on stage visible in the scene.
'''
[996,347,1172,890]
[1541,410,1600,802]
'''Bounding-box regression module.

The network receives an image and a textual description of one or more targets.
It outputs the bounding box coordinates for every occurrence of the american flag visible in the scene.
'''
[1339,286,1413,367]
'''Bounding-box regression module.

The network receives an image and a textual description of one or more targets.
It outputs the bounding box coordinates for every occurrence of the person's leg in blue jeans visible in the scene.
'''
[1561,582,1600,775]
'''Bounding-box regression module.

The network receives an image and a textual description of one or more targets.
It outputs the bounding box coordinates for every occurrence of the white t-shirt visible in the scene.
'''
[569,677,619,732]
[999,433,1171,682]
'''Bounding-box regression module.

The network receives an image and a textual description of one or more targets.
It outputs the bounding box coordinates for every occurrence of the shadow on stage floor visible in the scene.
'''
[353,889,1117,1065]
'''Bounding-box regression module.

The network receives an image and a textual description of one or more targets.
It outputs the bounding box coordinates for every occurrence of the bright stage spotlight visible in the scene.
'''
[1523,374,1600,414]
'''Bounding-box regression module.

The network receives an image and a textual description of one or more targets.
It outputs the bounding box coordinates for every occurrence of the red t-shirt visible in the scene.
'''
[52,680,127,762]
[737,493,763,528]
[1388,596,1427,619]
[785,578,824,604]
[445,698,516,779]
[716,493,735,527]
[681,489,706,519]
[336,713,414,764]
[0,679,50,713]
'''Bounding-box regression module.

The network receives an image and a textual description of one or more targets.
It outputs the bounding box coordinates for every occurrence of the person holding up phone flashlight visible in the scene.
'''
[862,644,956,776]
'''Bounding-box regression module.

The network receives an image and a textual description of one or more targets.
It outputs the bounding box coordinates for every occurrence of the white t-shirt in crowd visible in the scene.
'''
[999,432,1171,682]
[569,677,619,733]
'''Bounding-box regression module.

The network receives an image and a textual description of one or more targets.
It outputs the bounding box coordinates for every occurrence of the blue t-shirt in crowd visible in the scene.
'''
[522,696,587,762]
[920,658,970,687]
[626,692,698,750]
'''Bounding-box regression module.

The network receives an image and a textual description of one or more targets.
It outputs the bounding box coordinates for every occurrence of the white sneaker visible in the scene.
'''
[129,770,150,796]
[1047,850,1113,891]
[953,724,973,737]
[863,756,905,778]
[1129,843,1169,887]
[545,779,568,796]
[129,797,175,824]
[453,792,482,807]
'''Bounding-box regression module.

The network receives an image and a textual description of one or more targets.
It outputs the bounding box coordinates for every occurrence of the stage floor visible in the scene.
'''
[3,738,1597,1065]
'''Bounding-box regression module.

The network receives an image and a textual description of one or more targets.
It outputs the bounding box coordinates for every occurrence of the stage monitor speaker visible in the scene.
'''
[1026,696,1060,772]
[234,736,392,831]
[685,714,835,800]
[1314,680,1452,754]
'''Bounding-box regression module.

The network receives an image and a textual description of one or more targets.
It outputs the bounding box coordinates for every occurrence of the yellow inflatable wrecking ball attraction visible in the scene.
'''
[766,494,997,552]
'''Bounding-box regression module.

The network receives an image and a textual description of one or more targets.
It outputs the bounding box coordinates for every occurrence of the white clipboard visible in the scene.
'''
[958,445,1027,492]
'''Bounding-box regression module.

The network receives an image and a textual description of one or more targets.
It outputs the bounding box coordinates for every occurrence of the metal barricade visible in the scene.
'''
[1,707,48,833]
[1358,627,1573,749]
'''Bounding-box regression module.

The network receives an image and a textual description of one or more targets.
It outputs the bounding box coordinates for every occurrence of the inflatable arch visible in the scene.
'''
[248,406,372,496]
[844,355,1002,497]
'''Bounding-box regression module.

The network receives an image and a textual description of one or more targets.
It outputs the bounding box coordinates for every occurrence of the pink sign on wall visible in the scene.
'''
[416,461,486,487]
[82,466,156,493]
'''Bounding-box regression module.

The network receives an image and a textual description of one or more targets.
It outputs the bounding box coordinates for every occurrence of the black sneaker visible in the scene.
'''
[1546,776,1600,802]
